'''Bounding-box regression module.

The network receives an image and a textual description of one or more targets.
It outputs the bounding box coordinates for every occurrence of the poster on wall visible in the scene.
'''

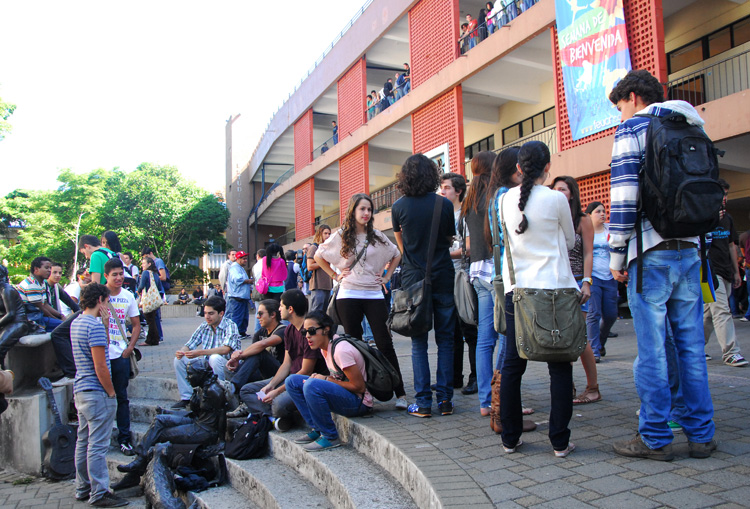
[555,0,632,141]
[423,143,450,174]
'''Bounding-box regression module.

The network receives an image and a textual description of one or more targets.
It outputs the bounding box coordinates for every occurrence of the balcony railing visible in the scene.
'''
[367,81,411,120]
[458,0,539,55]
[250,166,295,217]
[667,48,750,107]
[371,181,402,211]
[312,135,337,160]
[315,212,342,231]
[275,229,296,247]
[464,125,557,178]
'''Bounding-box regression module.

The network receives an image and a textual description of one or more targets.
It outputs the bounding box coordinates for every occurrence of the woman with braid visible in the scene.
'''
[498,141,577,458]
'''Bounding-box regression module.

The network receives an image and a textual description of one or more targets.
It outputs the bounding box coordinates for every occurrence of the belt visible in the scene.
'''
[650,240,697,251]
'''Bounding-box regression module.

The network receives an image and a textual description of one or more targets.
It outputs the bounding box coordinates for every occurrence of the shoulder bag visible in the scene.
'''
[499,193,587,363]
[255,264,270,295]
[141,271,163,314]
[327,233,368,325]
[388,195,443,337]
[490,191,507,335]
[108,302,141,379]
[454,216,478,326]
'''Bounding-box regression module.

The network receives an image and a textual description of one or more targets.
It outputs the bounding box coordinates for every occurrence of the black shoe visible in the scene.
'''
[171,400,189,409]
[111,472,141,491]
[89,491,129,507]
[117,455,147,474]
[119,442,135,456]
[607,332,618,338]
[430,383,436,391]
[438,400,454,415]
[453,377,464,389]
[600,346,606,357]
[461,380,478,395]
[75,491,90,501]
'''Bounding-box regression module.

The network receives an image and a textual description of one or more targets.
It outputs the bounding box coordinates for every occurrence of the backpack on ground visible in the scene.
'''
[224,414,272,460]
[298,243,317,283]
[330,334,402,402]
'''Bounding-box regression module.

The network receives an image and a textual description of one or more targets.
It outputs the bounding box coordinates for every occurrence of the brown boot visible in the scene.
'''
[490,370,502,434]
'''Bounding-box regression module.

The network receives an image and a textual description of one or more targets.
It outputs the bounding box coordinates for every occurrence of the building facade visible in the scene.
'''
[226,0,750,254]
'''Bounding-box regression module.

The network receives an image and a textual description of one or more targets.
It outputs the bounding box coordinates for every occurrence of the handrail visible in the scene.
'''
[666,48,750,107]
[313,135,337,160]
[250,166,295,216]
[464,125,557,179]
[458,0,538,55]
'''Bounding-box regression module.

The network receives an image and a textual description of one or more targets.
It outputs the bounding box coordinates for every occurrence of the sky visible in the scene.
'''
[0,1,364,196]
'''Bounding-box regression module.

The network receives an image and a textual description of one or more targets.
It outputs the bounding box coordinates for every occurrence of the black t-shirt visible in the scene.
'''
[708,213,739,282]
[252,324,287,364]
[464,194,491,264]
[391,193,456,294]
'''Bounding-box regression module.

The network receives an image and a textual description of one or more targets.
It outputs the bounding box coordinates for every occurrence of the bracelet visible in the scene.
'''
[581,277,593,285]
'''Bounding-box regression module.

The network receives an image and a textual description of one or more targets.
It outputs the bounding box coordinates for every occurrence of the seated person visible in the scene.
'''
[47,262,80,318]
[224,299,285,397]
[116,359,227,485]
[61,268,90,316]
[49,311,81,386]
[233,290,328,431]
[0,265,32,370]
[15,256,65,332]
[173,296,240,408]
[176,289,190,305]
[287,311,374,451]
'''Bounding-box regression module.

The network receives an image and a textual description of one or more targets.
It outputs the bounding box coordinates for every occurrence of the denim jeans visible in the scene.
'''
[473,278,505,409]
[239,378,298,418]
[586,276,618,357]
[500,293,573,450]
[410,292,455,408]
[49,311,80,377]
[226,350,280,391]
[628,248,714,449]
[110,356,131,444]
[174,354,227,400]
[227,297,250,336]
[155,307,164,341]
[286,375,370,440]
[40,315,63,333]
[665,324,687,424]
[309,289,331,314]
[137,414,217,457]
[744,268,750,320]
[75,391,117,502]
[361,317,373,342]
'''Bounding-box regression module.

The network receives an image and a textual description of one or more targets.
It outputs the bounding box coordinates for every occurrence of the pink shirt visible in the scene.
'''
[261,256,287,288]
[322,338,372,407]
[316,229,399,292]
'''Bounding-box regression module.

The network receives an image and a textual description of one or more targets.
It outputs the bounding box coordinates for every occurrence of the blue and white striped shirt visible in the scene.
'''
[71,314,110,394]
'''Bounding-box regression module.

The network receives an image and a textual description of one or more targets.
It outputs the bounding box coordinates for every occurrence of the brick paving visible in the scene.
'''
[3,312,750,507]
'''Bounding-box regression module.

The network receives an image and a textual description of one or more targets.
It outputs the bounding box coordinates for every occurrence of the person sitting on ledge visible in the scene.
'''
[0,264,33,370]
[172,296,240,408]
[176,289,190,305]
[16,256,65,332]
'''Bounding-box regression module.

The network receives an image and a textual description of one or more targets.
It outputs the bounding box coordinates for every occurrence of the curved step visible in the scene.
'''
[187,484,261,509]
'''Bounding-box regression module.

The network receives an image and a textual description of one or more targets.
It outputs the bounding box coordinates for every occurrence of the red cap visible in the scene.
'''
[235,250,249,259]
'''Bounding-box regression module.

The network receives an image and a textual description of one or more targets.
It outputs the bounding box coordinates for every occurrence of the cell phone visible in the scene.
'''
[257,390,266,400]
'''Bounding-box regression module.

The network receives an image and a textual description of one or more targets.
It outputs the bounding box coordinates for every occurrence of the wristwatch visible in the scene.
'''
[581,277,593,285]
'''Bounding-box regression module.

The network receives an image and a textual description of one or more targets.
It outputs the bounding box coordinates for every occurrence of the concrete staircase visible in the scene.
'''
[109,375,424,508]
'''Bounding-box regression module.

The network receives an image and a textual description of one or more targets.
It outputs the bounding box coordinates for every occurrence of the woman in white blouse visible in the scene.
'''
[498,141,577,458]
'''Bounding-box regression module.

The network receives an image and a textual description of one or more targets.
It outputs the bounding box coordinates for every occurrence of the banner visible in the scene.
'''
[555,0,632,141]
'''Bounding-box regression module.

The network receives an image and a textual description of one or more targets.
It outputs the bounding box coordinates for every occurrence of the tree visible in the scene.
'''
[0,95,16,141]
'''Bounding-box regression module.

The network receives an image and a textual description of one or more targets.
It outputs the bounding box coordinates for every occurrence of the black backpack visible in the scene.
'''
[224,414,272,460]
[329,334,402,402]
[636,112,724,239]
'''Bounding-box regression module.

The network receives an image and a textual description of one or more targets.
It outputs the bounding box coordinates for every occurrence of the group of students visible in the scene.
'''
[459,1,537,53]
[366,63,411,120]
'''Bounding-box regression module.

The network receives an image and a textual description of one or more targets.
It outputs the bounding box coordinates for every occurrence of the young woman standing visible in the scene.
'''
[306,224,333,313]
[260,244,286,302]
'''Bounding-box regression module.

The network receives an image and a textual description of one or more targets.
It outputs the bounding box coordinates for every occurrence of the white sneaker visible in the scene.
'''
[394,397,408,410]
[51,376,75,387]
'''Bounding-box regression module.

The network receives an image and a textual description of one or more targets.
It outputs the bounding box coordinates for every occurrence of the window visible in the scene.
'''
[464,135,495,162]
[501,107,555,146]
[669,41,703,74]
[734,17,750,46]
[709,28,731,58]
[668,16,750,74]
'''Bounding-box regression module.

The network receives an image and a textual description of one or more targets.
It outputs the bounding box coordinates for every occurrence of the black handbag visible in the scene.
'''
[389,196,443,336]
[454,216,478,326]
[327,236,368,324]
[499,194,587,363]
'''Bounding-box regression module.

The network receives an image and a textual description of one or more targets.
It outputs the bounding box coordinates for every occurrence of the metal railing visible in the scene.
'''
[371,181,402,211]
[458,0,539,55]
[464,125,557,178]
[367,81,410,120]
[312,135,337,160]
[275,230,296,247]
[250,166,295,217]
[667,49,750,107]
[315,212,341,230]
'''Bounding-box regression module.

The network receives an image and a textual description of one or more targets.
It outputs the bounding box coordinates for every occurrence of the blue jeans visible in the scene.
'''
[473,278,505,409]
[75,391,117,502]
[628,248,714,449]
[40,316,63,333]
[227,350,280,390]
[286,375,370,440]
[410,292,455,408]
[361,317,373,342]
[310,289,331,314]
[586,276,618,357]
[110,356,131,444]
[155,306,164,341]
[227,297,250,336]
[665,324,687,424]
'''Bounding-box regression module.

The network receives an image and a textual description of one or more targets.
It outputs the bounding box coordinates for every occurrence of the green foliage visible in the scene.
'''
[0,164,229,275]
[170,264,208,287]
[0,95,16,141]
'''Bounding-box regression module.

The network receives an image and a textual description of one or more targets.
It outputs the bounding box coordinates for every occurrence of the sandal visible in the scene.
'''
[573,385,602,405]
[522,406,534,415]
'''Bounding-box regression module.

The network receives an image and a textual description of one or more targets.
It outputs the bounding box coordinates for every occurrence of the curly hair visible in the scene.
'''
[79,283,110,310]
[397,154,441,197]
[484,146,520,246]
[340,194,385,258]
[608,69,664,106]
[461,151,495,218]
[313,224,331,244]
[551,176,584,231]
[516,141,551,235]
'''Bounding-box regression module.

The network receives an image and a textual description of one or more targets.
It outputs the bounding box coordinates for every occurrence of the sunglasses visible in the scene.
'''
[301,326,324,336]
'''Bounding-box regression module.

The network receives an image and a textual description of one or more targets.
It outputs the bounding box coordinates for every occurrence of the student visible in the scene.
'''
[306,224,333,313]
[47,261,80,317]
[226,251,253,338]
[260,244,287,302]
[287,311,373,452]
[79,235,114,285]
[71,282,128,507]
[62,268,90,315]
[103,258,141,456]
[16,256,65,331]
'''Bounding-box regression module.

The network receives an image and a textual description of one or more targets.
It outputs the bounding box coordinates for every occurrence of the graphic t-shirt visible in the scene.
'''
[107,289,140,359]
[707,214,739,282]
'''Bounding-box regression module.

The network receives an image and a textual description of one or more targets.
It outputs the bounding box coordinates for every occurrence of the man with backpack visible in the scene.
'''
[608,70,718,461]
[80,235,115,285]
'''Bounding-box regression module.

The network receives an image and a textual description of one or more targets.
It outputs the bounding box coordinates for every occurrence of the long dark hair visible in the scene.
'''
[484,146,520,246]
[461,151,495,218]
[585,201,604,215]
[516,141,551,235]
[265,243,283,268]
[101,230,122,253]
[340,193,384,258]
[303,310,335,338]
[551,176,584,230]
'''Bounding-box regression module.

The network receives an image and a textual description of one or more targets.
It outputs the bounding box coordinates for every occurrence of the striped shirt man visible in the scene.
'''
[71,313,110,393]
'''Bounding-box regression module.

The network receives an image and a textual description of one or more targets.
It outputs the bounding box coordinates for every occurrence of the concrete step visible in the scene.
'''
[128,396,181,424]
[186,484,261,509]
[128,376,180,401]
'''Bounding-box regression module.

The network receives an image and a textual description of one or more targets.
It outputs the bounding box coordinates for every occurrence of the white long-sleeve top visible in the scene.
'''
[500,184,578,292]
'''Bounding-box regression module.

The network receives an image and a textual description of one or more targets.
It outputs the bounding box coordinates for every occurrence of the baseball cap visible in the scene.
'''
[235,250,249,259]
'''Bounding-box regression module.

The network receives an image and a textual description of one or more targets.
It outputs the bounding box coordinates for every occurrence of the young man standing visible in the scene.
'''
[120,252,139,280]
[103,258,141,456]
[608,69,715,460]
[251,249,266,333]
[226,251,252,338]
[16,256,65,331]
[71,282,128,507]
[237,290,327,429]
[79,235,114,285]
[173,295,240,408]
[218,250,237,293]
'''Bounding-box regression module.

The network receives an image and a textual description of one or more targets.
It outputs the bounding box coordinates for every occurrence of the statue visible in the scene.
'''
[0,265,32,370]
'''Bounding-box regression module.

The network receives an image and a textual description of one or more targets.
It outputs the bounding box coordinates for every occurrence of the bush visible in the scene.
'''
[10,274,25,285]
[170,265,208,290]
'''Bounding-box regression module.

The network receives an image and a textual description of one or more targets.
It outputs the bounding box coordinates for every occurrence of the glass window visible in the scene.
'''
[669,41,703,73]
[521,118,533,137]
[479,138,489,152]
[734,17,750,46]
[544,108,556,126]
[488,136,495,151]
[532,113,545,132]
[709,28,731,57]
[503,124,520,144]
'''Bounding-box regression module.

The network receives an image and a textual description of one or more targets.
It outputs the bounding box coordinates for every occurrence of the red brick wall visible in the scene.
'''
[339,145,370,224]
[577,171,611,220]
[338,58,366,138]
[412,87,465,175]
[553,0,668,152]
[294,109,313,172]
[408,0,460,88]
[295,179,315,240]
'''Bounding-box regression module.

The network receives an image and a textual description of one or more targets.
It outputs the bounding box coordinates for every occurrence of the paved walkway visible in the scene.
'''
[3,311,750,507]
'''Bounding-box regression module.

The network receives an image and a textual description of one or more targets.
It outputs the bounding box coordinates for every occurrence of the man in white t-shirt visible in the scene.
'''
[61,268,90,316]
[104,258,141,456]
